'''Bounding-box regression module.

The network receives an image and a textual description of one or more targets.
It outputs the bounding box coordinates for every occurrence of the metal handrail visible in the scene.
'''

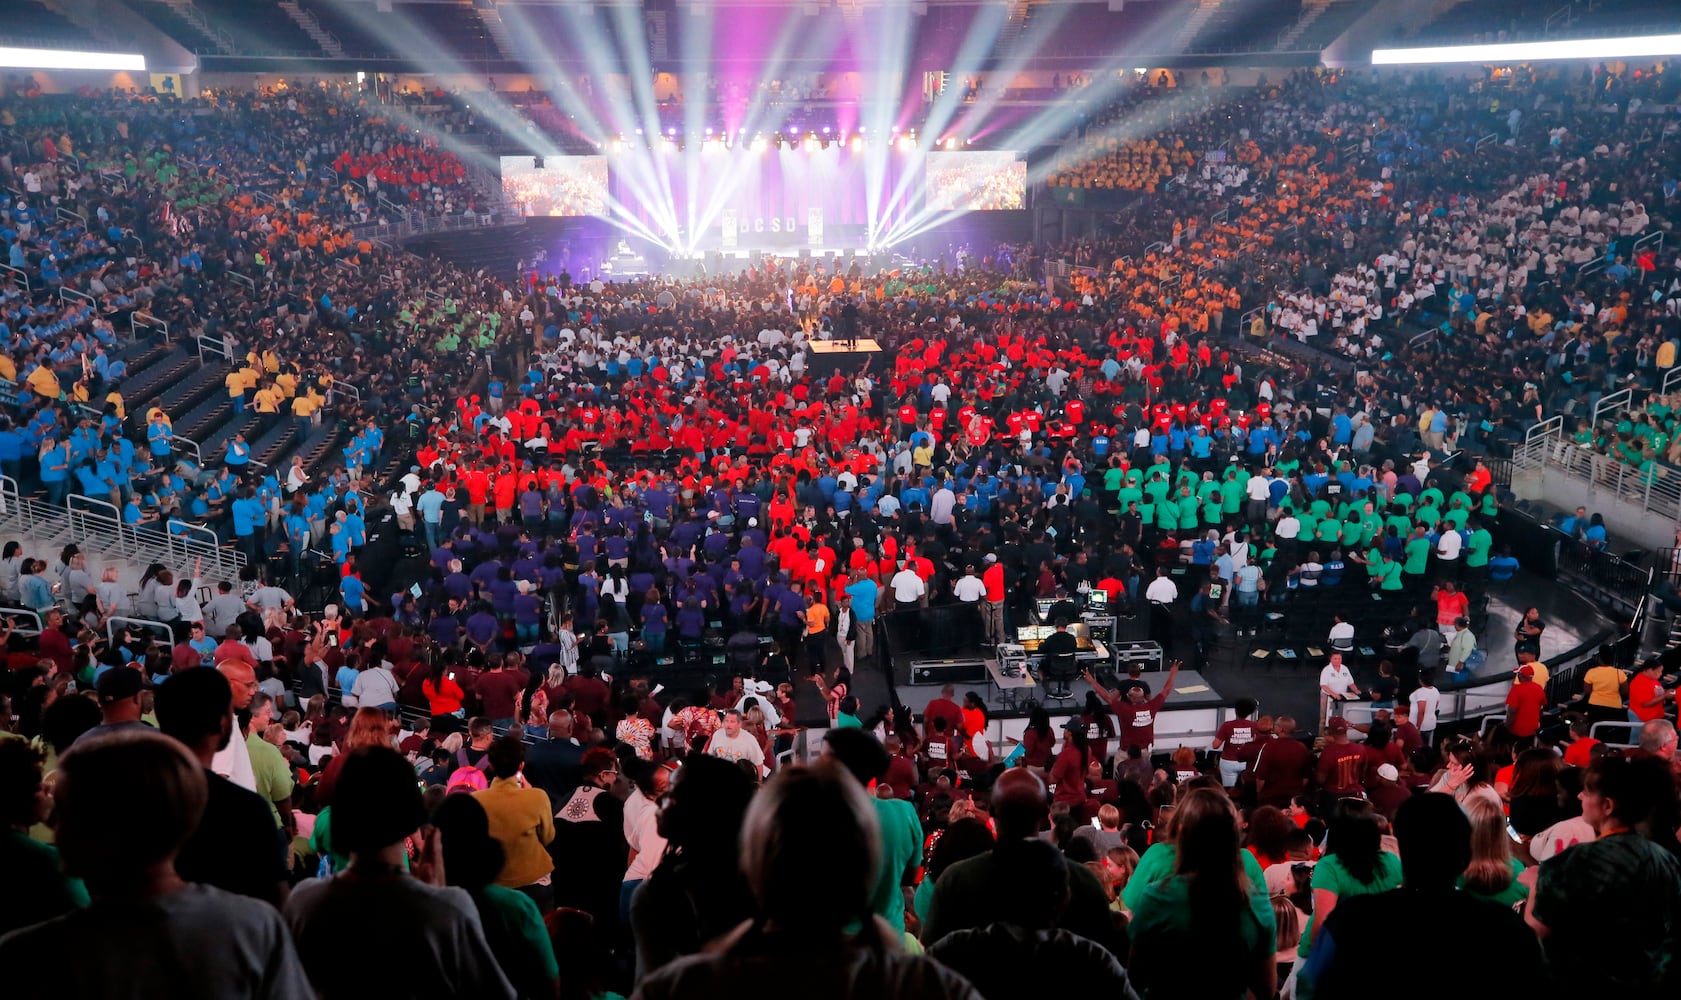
[58,286,94,308]
[0,263,28,292]
[0,607,43,636]
[108,615,173,645]
[1592,386,1633,427]
[166,520,226,570]
[131,311,168,341]
[197,334,234,364]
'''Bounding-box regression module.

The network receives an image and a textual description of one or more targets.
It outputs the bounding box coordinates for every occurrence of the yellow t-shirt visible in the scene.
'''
[1659,340,1677,370]
[1530,661,1551,691]
[1582,664,1627,708]
[253,388,281,414]
[0,354,16,382]
[805,603,830,637]
[25,365,60,399]
[291,395,319,417]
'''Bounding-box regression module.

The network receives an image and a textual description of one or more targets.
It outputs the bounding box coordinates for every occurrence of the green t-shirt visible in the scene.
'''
[1465,528,1493,567]
[1403,537,1432,576]
[1301,851,1404,955]
[1157,498,1180,531]
[1122,841,1268,913]
[0,830,89,936]
[1129,853,1276,998]
[247,731,295,828]
[1380,559,1405,590]
[1457,857,1527,910]
[871,797,923,932]
[1104,467,1127,492]
[472,883,560,996]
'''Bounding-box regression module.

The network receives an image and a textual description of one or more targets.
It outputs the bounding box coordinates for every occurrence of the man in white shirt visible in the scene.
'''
[209,660,260,791]
[952,566,987,604]
[1436,528,1463,573]
[1318,652,1362,730]
[929,483,956,526]
[1409,670,1442,744]
[890,562,927,610]
[705,710,767,776]
[1144,568,1179,649]
[1244,470,1272,526]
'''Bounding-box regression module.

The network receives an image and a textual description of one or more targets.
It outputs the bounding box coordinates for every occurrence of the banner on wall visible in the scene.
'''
[149,73,181,95]
[721,210,737,249]
[808,208,823,247]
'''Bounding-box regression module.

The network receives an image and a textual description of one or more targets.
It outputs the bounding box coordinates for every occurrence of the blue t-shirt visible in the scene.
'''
[845,579,879,622]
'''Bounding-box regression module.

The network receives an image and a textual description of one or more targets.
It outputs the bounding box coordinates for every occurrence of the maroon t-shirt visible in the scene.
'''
[475,669,525,720]
[1316,742,1371,795]
[923,697,966,743]
[564,674,611,718]
[1214,718,1259,762]
[1109,692,1168,749]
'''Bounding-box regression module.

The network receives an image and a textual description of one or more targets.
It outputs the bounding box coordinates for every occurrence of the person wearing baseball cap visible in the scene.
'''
[75,666,151,743]
[1368,762,1410,820]
[1505,663,1546,739]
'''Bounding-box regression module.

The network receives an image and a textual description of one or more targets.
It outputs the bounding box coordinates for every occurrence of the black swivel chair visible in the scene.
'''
[1039,650,1080,704]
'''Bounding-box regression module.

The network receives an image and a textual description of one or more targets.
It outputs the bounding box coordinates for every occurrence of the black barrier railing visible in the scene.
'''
[1556,544,1653,621]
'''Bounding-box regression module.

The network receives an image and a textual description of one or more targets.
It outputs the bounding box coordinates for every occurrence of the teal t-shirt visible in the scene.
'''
[1301,851,1404,956]
[871,797,923,931]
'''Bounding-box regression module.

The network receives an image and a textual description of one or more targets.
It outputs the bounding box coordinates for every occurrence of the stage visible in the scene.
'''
[804,338,883,378]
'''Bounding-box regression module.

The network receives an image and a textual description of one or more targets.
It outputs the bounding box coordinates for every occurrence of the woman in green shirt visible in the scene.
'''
[1128,788,1276,999]
[1304,801,1402,955]
[432,794,561,1000]
[1458,795,1528,909]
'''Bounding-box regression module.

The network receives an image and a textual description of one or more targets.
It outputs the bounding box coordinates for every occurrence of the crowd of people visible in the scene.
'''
[0,57,1678,1000]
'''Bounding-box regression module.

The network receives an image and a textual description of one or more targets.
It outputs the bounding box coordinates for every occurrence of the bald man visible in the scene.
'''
[921,764,1123,956]
[209,659,260,791]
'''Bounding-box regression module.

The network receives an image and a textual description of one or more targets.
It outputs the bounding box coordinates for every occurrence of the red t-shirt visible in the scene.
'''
[1505,680,1546,736]
[1435,590,1469,625]
[1629,673,1665,722]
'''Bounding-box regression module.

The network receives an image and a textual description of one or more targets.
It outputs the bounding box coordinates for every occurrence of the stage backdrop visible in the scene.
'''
[608,144,919,249]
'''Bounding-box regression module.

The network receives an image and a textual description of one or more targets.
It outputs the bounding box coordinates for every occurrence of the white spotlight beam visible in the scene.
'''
[1372,34,1681,65]
[0,46,145,71]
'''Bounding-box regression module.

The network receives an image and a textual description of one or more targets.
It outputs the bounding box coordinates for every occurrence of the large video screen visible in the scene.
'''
[926,150,1026,211]
[501,155,608,217]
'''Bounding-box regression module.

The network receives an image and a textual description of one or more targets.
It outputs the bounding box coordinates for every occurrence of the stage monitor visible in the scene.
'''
[501,155,607,217]
[925,150,1026,211]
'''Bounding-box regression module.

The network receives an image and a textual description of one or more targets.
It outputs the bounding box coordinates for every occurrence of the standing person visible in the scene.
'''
[1210,698,1259,788]
[889,560,926,611]
[0,731,312,1000]
[283,747,515,999]
[153,668,290,908]
[1297,794,1546,1000]
[800,591,831,675]
[1513,607,1545,658]
[1086,660,1181,760]
[1252,717,1313,809]
[1525,754,1681,997]
[1505,664,1547,740]
[823,729,924,935]
[473,736,556,913]
[1407,669,1442,746]
[834,591,856,673]
[1144,568,1178,650]
[1127,788,1277,1000]
[981,554,1007,645]
[844,570,879,668]
[705,710,768,777]
[1317,652,1361,730]
[634,764,981,1000]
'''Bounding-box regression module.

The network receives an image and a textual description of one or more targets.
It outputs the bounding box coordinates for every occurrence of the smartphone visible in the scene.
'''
[1506,822,1523,844]
[410,583,423,599]
[327,633,338,647]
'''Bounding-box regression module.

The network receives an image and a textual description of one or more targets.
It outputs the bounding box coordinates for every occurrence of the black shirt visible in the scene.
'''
[175,770,288,903]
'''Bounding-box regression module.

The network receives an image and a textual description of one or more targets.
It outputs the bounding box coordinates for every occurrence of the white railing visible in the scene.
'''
[1664,364,1681,396]
[0,263,28,292]
[0,607,43,636]
[1540,444,1681,524]
[1635,230,1665,255]
[56,206,85,227]
[58,286,94,308]
[166,520,225,569]
[228,271,255,290]
[329,381,362,407]
[197,334,234,364]
[131,311,168,341]
[108,615,174,645]
[1592,386,1633,427]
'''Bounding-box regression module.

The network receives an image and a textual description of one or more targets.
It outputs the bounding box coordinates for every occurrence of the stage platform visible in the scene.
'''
[804,338,883,377]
